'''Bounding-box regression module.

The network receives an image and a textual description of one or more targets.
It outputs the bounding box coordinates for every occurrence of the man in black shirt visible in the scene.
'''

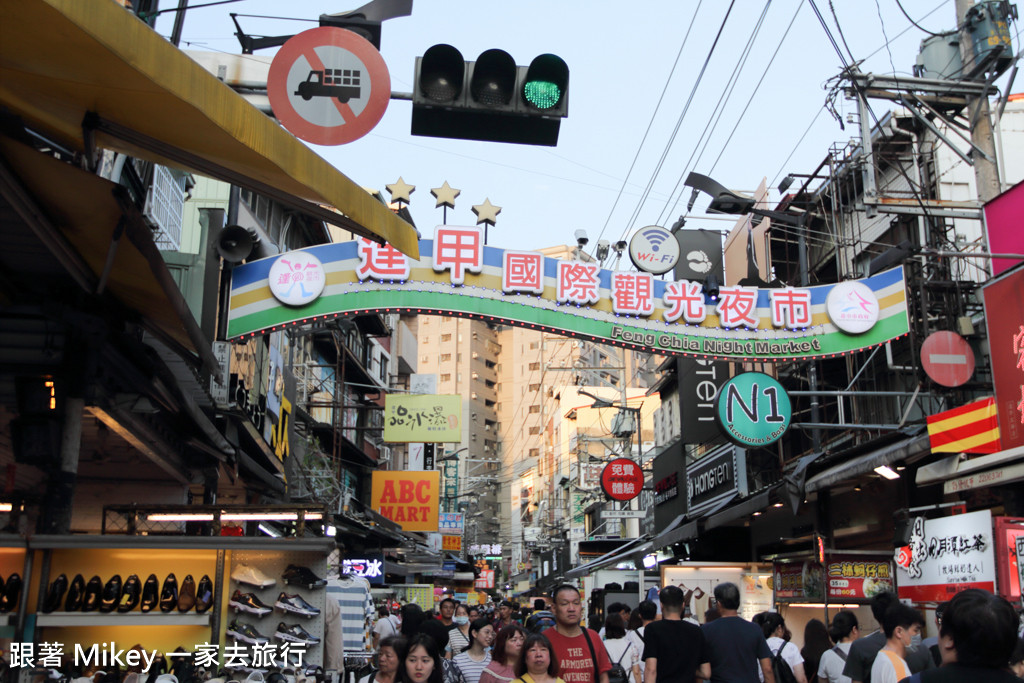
[701,582,774,683]
[900,589,1021,683]
[643,585,709,683]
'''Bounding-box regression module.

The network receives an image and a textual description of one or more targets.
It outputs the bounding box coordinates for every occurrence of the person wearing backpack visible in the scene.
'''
[818,611,859,683]
[641,585,710,683]
[760,612,808,683]
[600,614,641,683]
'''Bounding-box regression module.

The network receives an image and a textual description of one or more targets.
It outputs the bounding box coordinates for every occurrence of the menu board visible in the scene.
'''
[826,555,895,600]
[773,561,825,601]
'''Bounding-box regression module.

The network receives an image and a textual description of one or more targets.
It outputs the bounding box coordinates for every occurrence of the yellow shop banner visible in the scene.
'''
[383,394,462,442]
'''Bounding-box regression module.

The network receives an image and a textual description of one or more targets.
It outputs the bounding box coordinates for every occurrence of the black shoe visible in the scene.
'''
[274,621,321,645]
[65,574,86,611]
[282,565,327,589]
[118,574,141,613]
[81,575,102,612]
[0,573,21,613]
[140,574,159,613]
[229,589,273,617]
[177,574,196,613]
[275,592,320,618]
[194,575,214,614]
[42,574,68,613]
[159,574,178,613]
[99,574,122,613]
[226,620,270,644]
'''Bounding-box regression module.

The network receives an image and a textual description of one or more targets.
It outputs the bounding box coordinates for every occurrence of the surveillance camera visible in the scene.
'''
[574,229,589,247]
[596,240,610,261]
[613,240,627,254]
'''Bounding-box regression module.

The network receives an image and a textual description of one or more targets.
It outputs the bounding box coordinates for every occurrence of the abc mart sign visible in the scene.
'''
[227,233,908,363]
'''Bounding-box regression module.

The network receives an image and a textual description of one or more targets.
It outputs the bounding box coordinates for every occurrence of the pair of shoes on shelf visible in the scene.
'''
[229,590,320,618]
[174,574,213,612]
[231,564,326,591]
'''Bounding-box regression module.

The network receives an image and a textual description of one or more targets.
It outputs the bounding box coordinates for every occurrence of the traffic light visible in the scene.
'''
[412,44,568,146]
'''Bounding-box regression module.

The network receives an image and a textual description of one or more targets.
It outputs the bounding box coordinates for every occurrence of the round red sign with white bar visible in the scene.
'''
[601,457,644,501]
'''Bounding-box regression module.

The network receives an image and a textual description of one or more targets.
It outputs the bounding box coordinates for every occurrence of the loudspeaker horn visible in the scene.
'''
[216,225,258,263]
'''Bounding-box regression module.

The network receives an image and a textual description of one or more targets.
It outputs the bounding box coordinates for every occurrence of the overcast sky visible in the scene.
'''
[165,0,1016,255]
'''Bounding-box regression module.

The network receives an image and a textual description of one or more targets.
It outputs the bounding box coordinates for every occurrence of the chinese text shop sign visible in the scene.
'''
[981,268,1024,450]
[895,509,996,602]
[226,235,910,362]
[826,555,895,600]
[383,394,461,442]
[371,471,440,531]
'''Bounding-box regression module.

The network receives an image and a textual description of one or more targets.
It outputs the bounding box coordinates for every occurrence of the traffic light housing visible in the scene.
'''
[412,44,568,146]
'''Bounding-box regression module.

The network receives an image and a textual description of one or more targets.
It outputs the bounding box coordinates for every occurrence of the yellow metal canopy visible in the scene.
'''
[0,0,418,258]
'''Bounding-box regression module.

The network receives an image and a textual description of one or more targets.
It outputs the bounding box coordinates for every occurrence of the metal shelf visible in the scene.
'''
[36,612,211,627]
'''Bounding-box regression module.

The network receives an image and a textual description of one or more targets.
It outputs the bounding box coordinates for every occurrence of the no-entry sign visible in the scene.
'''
[920,331,975,387]
[268,27,390,145]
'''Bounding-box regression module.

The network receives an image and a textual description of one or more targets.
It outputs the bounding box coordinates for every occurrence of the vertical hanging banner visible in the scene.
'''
[371,471,440,531]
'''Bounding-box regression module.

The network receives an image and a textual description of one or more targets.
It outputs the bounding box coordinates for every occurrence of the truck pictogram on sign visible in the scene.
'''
[294,68,361,103]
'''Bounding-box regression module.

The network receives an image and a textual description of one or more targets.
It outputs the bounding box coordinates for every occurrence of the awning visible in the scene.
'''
[705,486,780,530]
[0,0,418,258]
[563,536,652,580]
[916,444,1024,493]
[805,432,931,493]
[650,513,699,550]
[0,134,219,373]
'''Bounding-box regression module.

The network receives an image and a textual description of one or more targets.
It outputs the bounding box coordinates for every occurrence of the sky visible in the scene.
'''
[163,0,1016,256]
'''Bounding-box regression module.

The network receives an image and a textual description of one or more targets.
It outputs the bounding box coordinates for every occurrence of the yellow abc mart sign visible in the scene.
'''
[371,471,440,532]
[383,394,462,442]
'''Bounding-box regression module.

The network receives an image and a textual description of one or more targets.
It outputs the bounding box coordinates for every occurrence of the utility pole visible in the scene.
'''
[957,0,1002,209]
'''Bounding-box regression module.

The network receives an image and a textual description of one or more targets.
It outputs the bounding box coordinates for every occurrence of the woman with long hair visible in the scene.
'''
[360,635,407,683]
[512,633,563,683]
[399,633,445,683]
[480,625,526,683]
[800,618,832,683]
[453,618,496,683]
[449,604,473,656]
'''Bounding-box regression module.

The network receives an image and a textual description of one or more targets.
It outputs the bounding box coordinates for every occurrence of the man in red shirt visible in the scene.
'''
[545,584,611,683]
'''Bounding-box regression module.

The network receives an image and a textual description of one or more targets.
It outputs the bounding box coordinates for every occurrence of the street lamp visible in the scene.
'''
[439,447,468,462]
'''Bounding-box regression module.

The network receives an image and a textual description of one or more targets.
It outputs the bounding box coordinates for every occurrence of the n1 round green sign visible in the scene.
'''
[715,372,792,448]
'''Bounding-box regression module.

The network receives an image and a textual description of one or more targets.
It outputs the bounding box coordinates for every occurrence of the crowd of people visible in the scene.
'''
[365,585,1024,683]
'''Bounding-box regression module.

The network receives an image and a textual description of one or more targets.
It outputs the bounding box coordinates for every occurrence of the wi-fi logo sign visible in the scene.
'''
[642,228,669,252]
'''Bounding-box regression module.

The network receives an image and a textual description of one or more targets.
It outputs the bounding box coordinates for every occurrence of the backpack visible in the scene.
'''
[772,644,799,683]
[525,610,557,634]
[606,644,630,683]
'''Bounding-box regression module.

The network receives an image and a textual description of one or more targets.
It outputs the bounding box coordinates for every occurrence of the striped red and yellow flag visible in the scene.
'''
[926,397,1001,454]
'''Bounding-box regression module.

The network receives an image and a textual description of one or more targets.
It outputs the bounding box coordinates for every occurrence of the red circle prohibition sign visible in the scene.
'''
[268,27,390,145]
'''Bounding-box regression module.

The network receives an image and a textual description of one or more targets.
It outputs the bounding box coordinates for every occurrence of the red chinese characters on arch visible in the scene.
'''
[611,272,655,316]
[503,251,544,294]
[770,287,812,329]
[433,225,483,285]
[557,261,600,305]
[662,280,707,324]
[357,238,410,281]
[717,286,759,328]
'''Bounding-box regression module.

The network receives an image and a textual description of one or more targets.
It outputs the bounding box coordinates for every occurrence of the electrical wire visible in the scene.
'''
[828,0,858,66]
[644,0,776,230]
[590,0,706,252]
[893,0,945,37]
[598,0,739,251]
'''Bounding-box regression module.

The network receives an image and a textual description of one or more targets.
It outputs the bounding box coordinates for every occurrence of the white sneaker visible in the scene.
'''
[231,563,276,588]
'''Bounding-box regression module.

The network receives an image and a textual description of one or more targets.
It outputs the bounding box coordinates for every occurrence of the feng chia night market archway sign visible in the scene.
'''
[226,227,910,362]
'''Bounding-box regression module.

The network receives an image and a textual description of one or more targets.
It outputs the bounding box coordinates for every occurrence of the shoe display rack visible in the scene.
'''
[225,549,329,671]
[22,534,335,678]
[0,536,28,638]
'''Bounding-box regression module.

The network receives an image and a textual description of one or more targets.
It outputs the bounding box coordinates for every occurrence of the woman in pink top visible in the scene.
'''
[480,624,527,683]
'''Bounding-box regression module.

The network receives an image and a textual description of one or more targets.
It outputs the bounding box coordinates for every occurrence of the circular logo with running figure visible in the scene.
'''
[268,251,327,306]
